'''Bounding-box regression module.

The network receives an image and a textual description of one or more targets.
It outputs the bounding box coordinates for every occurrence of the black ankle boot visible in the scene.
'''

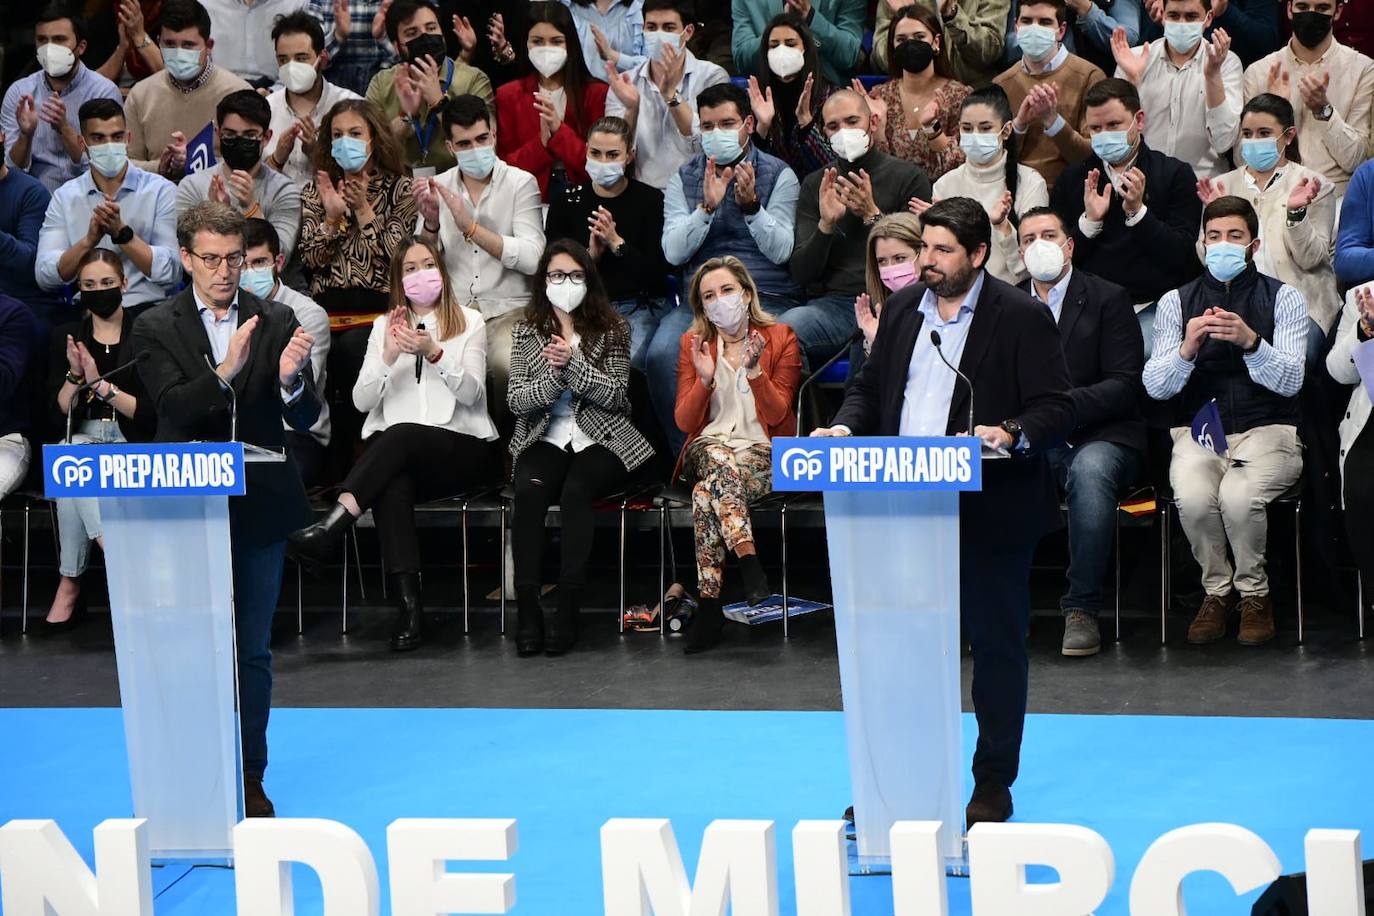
[737,554,772,607]
[390,572,424,652]
[545,588,581,656]
[684,595,725,655]
[515,588,545,657]
[288,503,356,564]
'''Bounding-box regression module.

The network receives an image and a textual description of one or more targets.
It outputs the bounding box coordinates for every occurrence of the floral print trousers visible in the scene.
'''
[687,439,773,599]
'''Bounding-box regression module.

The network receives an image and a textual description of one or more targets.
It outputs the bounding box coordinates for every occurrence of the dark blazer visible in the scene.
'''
[1018,267,1147,455]
[131,288,321,546]
[1049,142,1202,305]
[831,272,1076,544]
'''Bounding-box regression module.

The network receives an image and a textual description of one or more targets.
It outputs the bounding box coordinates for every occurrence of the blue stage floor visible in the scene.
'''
[3,707,1372,914]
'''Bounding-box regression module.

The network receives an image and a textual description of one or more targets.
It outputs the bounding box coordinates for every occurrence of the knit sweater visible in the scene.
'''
[123,66,251,174]
[993,53,1105,187]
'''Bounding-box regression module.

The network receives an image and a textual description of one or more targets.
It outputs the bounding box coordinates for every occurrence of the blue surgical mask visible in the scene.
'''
[585,159,625,187]
[1163,21,1205,54]
[239,266,276,299]
[959,132,1003,166]
[331,136,369,173]
[87,142,128,178]
[700,127,744,163]
[1091,130,1132,164]
[1205,241,1250,282]
[456,144,497,179]
[1017,24,1058,61]
[642,30,681,63]
[163,47,205,82]
[1240,137,1281,172]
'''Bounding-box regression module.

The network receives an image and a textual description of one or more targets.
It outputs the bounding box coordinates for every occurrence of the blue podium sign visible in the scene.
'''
[43,442,246,498]
[771,436,983,492]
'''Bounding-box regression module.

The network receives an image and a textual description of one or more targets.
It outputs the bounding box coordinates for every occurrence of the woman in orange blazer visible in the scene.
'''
[673,256,801,654]
[494,1,607,201]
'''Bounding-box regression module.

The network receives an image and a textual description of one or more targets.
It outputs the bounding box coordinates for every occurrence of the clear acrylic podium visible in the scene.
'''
[772,436,989,873]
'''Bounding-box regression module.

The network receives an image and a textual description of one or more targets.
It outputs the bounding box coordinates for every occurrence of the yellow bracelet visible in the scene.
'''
[462,220,478,243]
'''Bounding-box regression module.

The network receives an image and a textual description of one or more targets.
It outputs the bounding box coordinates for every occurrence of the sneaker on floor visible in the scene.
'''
[1061,610,1101,657]
[1237,594,1276,645]
[965,783,1012,827]
[1186,592,1236,644]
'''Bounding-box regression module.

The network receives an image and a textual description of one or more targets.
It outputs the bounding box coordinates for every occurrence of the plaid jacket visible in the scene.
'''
[507,321,654,472]
[307,0,398,72]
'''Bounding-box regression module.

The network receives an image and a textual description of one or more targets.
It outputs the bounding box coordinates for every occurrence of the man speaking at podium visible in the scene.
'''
[133,201,320,818]
[813,197,1075,826]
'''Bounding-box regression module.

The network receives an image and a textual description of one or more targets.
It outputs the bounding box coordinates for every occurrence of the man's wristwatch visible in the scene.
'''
[1315,104,1333,122]
[999,419,1023,444]
[667,93,682,108]
[1243,334,1262,354]
[111,225,134,246]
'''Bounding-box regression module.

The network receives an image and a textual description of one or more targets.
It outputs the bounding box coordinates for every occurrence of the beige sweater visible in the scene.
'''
[123,65,250,174]
[993,54,1105,187]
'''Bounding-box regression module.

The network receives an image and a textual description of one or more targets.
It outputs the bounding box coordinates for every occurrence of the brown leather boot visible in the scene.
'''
[244,777,275,817]
[1186,593,1237,644]
[1237,595,1276,645]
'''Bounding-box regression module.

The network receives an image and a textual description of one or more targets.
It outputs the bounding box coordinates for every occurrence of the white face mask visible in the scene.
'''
[37,43,77,79]
[278,60,318,94]
[829,127,870,162]
[642,30,682,63]
[703,291,749,337]
[767,45,805,78]
[547,281,586,313]
[528,45,567,78]
[1022,238,1068,283]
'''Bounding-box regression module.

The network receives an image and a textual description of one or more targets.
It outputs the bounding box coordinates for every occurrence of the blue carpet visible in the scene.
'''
[3,708,1373,914]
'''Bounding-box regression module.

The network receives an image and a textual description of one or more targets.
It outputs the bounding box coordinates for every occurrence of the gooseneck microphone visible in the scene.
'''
[65,352,149,444]
[930,329,975,438]
[205,353,238,443]
[794,329,864,428]
[415,321,426,384]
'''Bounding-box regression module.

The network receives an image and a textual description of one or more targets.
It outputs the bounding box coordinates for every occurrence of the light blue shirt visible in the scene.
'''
[196,290,240,364]
[561,0,645,79]
[661,152,799,266]
[899,271,986,437]
[1030,267,1073,325]
[35,164,181,309]
[0,65,124,192]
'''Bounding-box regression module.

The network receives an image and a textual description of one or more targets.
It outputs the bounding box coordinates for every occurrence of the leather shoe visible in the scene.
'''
[244,777,275,817]
[515,588,545,657]
[1237,594,1276,645]
[965,783,1012,827]
[1186,592,1237,644]
[684,596,725,655]
[288,503,355,565]
[545,587,581,656]
[390,572,424,652]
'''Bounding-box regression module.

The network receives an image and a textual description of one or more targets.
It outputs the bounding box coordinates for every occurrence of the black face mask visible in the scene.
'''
[1290,10,1333,47]
[82,287,123,319]
[220,136,263,171]
[893,39,936,74]
[405,33,448,65]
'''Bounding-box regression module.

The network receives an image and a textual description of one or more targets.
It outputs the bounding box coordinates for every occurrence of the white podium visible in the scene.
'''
[773,436,987,872]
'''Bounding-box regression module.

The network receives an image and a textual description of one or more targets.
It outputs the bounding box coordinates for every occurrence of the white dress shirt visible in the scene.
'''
[266,78,362,186]
[202,0,310,83]
[542,333,596,452]
[352,306,499,441]
[272,282,332,444]
[1029,266,1074,325]
[425,160,545,320]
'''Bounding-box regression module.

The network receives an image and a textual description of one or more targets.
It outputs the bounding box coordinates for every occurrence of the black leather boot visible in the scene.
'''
[545,587,581,656]
[684,595,725,655]
[515,588,545,657]
[390,572,424,652]
[737,554,772,607]
[288,503,356,564]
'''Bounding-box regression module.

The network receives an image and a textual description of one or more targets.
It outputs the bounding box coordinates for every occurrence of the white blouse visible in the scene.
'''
[699,356,768,452]
[352,306,499,441]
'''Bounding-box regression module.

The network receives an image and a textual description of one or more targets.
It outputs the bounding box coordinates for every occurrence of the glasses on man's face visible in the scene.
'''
[547,270,586,285]
[190,251,247,271]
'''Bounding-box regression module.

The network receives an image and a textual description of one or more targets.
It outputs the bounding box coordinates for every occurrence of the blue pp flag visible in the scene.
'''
[186,122,216,174]
[1191,398,1228,456]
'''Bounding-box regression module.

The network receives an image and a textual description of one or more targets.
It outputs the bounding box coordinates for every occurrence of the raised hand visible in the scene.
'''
[76,341,99,382]
[382,306,406,365]
[544,334,574,370]
[702,157,733,210]
[332,0,351,44]
[1111,26,1147,85]
[1204,28,1231,77]
[117,0,147,45]
[1146,0,1164,22]
[741,330,766,370]
[1119,167,1147,216]
[65,335,83,375]
[1266,60,1290,97]
[208,172,232,205]
[656,40,687,96]
[227,170,257,209]
[278,325,314,387]
[95,198,125,237]
[818,168,847,230]
[296,114,318,157]
[689,334,715,385]
[916,96,941,129]
[393,322,435,356]
[340,176,373,223]
[414,177,442,228]
[431,180,476,235]
[733,161,758,210]
[1203,307,1258,349]
[850,78,887,129]
[796,72,816,130]
[271,121,301,168]
[488,13,509,56]
[605,62,640,110]
[854,293,879,347]
[591,24,619,66]
[15,95,38,137]
[907,195,934,216]
[1297,71,1331,116]
[1286,175,1322,211]
[38,95,68,130]
[370,0,394,41]
[989,189,1014,227]
[1355,286,1374,330]
[159,131,187,177]
[410,54,444,107]
[316,170,347,221]
[784,0,813,19]
[747,75,775,137]
[1196,176,1226,205]
[533,93,563,146]
[1084,168,1113,221]
[453,14,477,58]
[836,168,878,221]
[220,314,260,382]
[1180,309,1211,360]
[394,65,423,117]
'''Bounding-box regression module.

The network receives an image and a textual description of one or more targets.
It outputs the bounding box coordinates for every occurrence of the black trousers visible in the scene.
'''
[286,430,327,489]
[342,423,496,574]
[961,536,1038,790]
[317,287,388,482]
[1345,421,1374,615]
[511,441,628,592]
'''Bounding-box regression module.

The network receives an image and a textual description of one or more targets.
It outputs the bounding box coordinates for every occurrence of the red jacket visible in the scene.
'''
[495,74,607,201]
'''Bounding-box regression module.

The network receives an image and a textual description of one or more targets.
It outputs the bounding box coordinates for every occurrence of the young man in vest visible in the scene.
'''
[1143,195,1306,646]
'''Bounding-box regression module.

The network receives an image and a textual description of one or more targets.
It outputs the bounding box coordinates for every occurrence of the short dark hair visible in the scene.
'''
[1164,0,1212,9]
[1203,196,1259,240]
[160,0,213,40]
[1018,205,1068,235]
[271,10,325,53]
[440,94,492,134]
[243,218,281,258]
[216,89,271,131]
[36,2,86,43]
[1084,77,1141,114]
[695,83,750,121]
[384,0,439,46]
[920,197,992,263]
[642,0,693,26]
[78,98,124,132]
[177,201,246,251]
[1018,0,1068,24]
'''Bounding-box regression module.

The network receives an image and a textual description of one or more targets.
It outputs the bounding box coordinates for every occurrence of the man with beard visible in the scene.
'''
[813,196,1075,825]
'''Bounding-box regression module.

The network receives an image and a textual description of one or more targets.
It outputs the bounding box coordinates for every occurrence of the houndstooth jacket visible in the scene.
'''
[507,321,655,472]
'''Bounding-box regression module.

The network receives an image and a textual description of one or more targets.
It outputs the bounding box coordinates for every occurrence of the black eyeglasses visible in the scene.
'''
[189,251,247,270]
[547,270,586,285]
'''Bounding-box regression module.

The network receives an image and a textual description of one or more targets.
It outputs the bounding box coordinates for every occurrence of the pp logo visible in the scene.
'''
[779,447,824,482]
[52,456,95,488]
[1195,424,1215,452]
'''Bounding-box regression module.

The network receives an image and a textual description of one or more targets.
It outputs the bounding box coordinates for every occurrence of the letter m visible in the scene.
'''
[601,819,778,916]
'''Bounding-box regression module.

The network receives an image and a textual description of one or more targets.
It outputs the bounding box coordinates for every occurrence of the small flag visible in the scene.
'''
[1191,398,1228,456]
[186,123,216,174]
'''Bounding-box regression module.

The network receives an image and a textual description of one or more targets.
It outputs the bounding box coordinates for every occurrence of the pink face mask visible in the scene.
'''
[402,268,444,307]
[879,261,918,292]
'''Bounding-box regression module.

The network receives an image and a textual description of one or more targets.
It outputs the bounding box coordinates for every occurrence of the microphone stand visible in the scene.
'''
[204,354,238,442]
[794,330,864,429]
[930,329,975,438]
[65,353,149,444]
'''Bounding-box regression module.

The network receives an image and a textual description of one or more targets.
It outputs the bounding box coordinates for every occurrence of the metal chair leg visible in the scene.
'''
[618,498,628,630]
[1359,572,1366,640]
[658,505,666,637]
[1295,500,1304,645]
[780,500,790,639]
[1160,503,1170,645]
[499,503,507,636]
[341,531,350,634]
[351,528,366,600]
[296,562,303,634]
[462,503,470,636]
[1114,508,1122,641]
[22,503,31,635]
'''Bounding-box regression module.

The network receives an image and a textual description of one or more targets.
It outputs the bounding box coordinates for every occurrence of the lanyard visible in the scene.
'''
[412,61,455,161]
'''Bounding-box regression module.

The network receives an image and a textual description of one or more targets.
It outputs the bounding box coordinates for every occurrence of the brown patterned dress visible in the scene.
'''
[871,78,971,182]
[299,170,419,307]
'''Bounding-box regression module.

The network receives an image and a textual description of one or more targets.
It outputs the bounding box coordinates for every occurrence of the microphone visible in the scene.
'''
[415,320,425,384]
[930,329,975,438]
[204,353,238,443]
[794,329,864,429]
[66,352,149,444]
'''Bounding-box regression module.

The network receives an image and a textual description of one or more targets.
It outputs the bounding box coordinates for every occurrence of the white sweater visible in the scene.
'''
[932,153,1049,286]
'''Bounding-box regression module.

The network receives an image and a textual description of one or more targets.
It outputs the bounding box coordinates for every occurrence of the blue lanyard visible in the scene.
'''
[412,61,455,160]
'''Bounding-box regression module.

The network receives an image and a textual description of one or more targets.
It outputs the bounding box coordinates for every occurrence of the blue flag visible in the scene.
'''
[1191,398,1228,456]
[186,122,216,174]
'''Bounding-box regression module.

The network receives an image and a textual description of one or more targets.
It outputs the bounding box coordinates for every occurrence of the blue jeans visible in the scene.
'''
[644,291,800,457]
[778,292,859,372]
[1047,440,1142,617]
[614,297,667,373]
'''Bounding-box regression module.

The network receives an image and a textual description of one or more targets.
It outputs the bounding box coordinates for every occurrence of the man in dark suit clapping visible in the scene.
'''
[132,201,320,818]
[813,197,1076,826]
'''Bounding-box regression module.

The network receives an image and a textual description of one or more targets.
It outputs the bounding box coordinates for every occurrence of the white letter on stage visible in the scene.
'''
[387,818,517,915]
[891,822,948,916]
[233,818,380,916]
[1129,823,1280,916]
[601,818,779,916]
[792,821,850,916]
[968,823,1114,915]
[0,819,152,916]
[1304,829,1367,916]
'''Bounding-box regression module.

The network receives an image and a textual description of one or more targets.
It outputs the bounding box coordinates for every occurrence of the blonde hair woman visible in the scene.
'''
[673,256,801,654]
